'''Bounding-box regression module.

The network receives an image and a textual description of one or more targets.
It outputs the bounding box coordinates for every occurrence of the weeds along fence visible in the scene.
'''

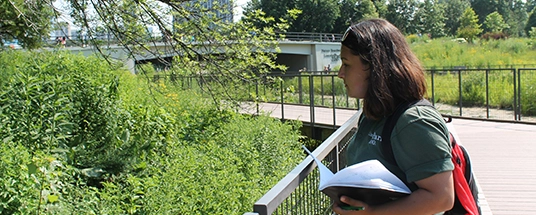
[426,68,536,123]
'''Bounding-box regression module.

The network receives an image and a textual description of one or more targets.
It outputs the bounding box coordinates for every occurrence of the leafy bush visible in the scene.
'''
[282,75,344,97]
[520,71,536,116]
[0,51,304,214]
[461,71,486,106]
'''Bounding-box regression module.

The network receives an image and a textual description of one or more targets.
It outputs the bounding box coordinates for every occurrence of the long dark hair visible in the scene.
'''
[342,18,426,120]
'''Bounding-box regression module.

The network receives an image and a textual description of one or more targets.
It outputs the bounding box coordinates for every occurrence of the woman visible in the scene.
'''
[334,18,455,215]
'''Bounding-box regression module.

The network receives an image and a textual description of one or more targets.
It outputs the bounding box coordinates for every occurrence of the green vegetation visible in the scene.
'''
[411,38,536,68]
[0,51,304,214]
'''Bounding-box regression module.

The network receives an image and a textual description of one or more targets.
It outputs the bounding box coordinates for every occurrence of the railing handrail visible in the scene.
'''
[43,31,344,48]
[246,110,361,215]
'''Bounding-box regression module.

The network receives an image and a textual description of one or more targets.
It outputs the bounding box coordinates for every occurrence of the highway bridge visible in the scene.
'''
[54,32,344,74]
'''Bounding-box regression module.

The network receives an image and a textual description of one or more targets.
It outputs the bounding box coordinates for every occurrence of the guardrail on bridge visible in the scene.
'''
[243,111,360,215]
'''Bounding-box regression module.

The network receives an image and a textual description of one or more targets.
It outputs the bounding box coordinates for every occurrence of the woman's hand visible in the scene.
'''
[332,196,372,215]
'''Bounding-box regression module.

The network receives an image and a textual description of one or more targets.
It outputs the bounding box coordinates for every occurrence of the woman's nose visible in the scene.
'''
[337,69,344,79]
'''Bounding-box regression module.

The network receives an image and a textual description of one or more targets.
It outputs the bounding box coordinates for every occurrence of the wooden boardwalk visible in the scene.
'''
[245,103,536,215]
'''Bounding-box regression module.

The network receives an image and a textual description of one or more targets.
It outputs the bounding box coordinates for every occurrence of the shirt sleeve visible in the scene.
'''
[390,106,454,183]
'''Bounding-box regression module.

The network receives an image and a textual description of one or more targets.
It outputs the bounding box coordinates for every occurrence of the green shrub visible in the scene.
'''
[0,51,123,165]
[520,71,536,115]
[461,71,486,106]
[0,50,304,214]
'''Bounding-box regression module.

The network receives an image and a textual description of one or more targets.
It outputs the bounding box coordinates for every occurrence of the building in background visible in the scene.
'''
[202,0,233,23]
[173,0,234,33]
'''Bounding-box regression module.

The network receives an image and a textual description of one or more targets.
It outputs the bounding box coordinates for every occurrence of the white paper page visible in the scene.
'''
[322,160,411,194]
[303,146,410,194]
[302,145,334,189]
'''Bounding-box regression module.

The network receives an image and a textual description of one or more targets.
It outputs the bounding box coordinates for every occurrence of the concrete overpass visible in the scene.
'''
[62,38,342,74]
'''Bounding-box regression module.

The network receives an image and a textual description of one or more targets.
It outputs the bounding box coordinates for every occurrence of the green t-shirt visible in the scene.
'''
[346,105,454,191]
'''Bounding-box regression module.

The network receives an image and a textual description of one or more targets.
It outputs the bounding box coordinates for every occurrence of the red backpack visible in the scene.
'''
[381,99,481,215]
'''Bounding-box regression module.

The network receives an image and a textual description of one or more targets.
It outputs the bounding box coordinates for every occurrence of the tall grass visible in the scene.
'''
[411,38,536,68]
[427,69,516,109]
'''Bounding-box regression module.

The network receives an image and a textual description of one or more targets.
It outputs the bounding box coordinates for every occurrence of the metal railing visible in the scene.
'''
[252,68,536,125]
[243,111,360,215]
[424,68,536,123]
[152,67,536,126]
[279,32,343,42]
[45,32,344,48]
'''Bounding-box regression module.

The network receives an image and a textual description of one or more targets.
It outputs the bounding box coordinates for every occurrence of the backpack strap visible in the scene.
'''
[381,99,433,164]
[382,100,481,215]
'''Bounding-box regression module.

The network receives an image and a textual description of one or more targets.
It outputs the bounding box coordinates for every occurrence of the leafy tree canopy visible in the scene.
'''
[242,0,536,38]
[457,7,483,43]
[242,0,299,31]
[384,0,420,34]
[244,0,339,33]
[440,0,470,36]
[332,0,379,34]
[504,0,529,36]
[0,0,54,49]
[290,0,340,32]
[355,0,379,23]
[415,0,446,38]
[527,7,536,35]
[484,11,509,33]
[470,0,498,23]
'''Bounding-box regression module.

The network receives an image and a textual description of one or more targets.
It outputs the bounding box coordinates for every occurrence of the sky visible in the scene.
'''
[55,0,252,24]
[52,0,251,37]
[234,0,251,22]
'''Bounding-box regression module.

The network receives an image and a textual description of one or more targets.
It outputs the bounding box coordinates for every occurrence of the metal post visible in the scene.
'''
[188,76,192,89]
[332,75,336,128]
[517,69,522,121]
[280,78,285,120]
[299,75,303,104]
[321,74,325,106]
[485,69,490,119]
[514,69,518,121]
[262,75,266,97]
[309,75,315,138]
[458,69,463,116]
[431,70,435,105]
[335,144,340,171]
[256,79,259,115]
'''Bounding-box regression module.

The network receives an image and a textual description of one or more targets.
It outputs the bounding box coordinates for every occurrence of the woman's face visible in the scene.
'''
[338,45,370,99]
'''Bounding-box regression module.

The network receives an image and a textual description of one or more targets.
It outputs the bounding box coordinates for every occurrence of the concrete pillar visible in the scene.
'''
[124,58,136,74]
